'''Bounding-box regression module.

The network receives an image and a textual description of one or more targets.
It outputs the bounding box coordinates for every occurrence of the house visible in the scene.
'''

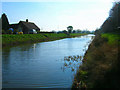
[10,19,40,34]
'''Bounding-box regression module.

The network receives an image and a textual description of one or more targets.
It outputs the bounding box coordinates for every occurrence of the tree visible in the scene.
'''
[100,2,120,33]
[67,26,73,33]
[76,29,81,33]
[62,30,67,34]
[1,13,9,32]
[72,30,76,33]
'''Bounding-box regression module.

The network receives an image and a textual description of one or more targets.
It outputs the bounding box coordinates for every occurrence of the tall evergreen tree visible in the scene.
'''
[1,13,9,31]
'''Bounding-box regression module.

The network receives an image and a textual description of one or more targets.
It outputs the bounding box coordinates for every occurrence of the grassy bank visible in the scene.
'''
[69,33,87,37]
[101,33,120,45]
[72,33,120,88]
[2,33,87,47]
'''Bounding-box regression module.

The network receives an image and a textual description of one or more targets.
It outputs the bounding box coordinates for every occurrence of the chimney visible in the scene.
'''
[26,19,28,22]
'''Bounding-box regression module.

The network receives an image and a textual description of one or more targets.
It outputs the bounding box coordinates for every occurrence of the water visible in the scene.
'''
[2,34,94,88]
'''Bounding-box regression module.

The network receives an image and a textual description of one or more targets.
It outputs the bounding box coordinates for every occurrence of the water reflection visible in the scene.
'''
[2,34,95,88]
[62,35,94,73]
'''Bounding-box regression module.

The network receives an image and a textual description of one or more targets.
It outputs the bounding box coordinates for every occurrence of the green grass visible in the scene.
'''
[2,33,87,47]
[70,33,87,37]
[101,33,120,44]
[2,34,46,46]
[43,33,68,39]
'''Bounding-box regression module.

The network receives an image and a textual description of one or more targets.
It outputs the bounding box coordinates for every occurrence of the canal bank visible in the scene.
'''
[72,33,120,88]
[2,33,87,47]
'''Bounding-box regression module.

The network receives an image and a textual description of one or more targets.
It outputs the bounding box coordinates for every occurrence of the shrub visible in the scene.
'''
[2,30,6,34]
[6,30,13,34]
[37,31,40,34]
[13,29,18,34]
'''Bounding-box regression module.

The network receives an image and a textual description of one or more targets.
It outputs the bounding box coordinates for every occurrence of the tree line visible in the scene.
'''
[95,1,120,34]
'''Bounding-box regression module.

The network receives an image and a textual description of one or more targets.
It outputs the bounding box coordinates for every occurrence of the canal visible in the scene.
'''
[2,34,94,88]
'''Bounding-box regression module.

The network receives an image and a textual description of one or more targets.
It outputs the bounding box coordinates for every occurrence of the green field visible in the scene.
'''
[2,33,87,47]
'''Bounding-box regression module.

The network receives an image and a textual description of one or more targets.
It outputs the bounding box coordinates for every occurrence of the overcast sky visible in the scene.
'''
[1,0,115,31]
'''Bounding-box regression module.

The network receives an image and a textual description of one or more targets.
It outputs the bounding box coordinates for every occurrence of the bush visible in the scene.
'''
[2,30,6,34]
[37,31,40,34]
[13,29,18,34]
[6,30,13,34]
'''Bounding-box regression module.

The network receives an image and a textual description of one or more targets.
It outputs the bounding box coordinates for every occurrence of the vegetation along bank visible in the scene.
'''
[72,2,120,88]
[2,33,87,47]
[72,33,120,88]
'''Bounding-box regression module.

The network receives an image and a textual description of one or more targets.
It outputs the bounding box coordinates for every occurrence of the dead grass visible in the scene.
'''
[72,33,119,88]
